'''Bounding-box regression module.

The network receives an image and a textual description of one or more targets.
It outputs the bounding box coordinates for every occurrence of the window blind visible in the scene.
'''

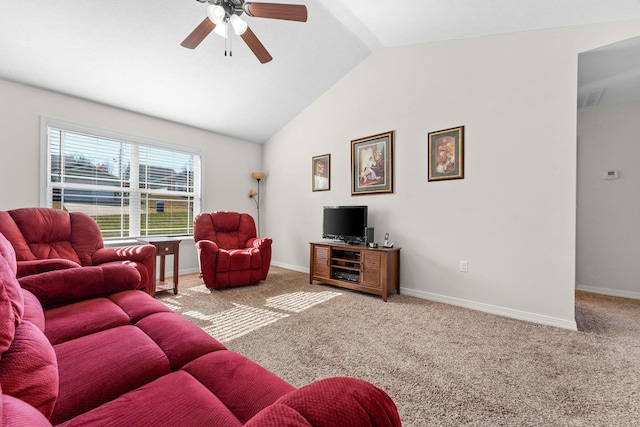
[45,122,201,239]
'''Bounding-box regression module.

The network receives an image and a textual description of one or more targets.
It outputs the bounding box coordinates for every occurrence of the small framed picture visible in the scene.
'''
[312,154,330,191]
[428,126,464,181]
[351,131,394,195]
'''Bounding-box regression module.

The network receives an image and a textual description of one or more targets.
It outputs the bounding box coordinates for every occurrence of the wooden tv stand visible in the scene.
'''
[309,242,400,301]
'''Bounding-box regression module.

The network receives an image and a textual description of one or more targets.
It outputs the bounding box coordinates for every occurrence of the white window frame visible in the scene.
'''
[40,116,203,239]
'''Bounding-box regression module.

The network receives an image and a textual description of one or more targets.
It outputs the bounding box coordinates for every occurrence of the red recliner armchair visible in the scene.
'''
[0,207,155,294]
[194,211,272,289]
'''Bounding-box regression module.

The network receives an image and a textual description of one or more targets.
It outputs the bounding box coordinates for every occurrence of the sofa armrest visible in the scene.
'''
[16,259,81,278]
[247,237,272,250]
[195,239,219,253]
[18,264,142,308]
[195,240,219,288]
[245,377,401,427]
[92,245,156,265]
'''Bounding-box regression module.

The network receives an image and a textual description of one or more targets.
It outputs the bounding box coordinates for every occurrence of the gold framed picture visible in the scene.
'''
[312,154,330,191]
[351,131,394,195]
[428,126,464,181]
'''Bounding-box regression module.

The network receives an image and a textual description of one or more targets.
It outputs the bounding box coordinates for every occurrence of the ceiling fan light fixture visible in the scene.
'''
[213,22,228,38]
[207,4,226,24]
[230,14,248,35]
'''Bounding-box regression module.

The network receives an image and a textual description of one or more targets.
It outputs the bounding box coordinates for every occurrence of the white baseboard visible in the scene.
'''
[269,263,578,330]
[576,284,640,300]
[271,261,309,274]
[401,287,578,331]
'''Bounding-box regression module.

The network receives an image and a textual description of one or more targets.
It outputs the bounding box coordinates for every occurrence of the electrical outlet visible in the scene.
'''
[459,260,468,273]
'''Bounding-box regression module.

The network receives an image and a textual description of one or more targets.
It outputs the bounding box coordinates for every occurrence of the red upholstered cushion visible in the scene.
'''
[183,350,296,424]
[193,212,216,244]
[0,232,17,276]
[210,212,258,249]
[267,377,402,427]
[108,290,173,323]
[211,211,241,233]
[16,258,80,278]
[237,214,257,247]
[18,264,141,309]
[135,312,226,371]
[51,325,171,424]
[0,236,24,355]
[0,321,58,419]
[44,298,130,345]
[69,212,104,266]
[56,371,243,427]
[0,212,35,261]
[1,394,53,427]
[9,209,82,265]
[244,404,313,426]
[21,289,45,333]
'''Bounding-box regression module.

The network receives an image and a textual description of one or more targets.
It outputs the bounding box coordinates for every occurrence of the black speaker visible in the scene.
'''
[365,227,374,245]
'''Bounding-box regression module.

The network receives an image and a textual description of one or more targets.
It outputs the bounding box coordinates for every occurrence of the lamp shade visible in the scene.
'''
[230,14,248,35]
[207,4,226,24]
[252,171,265,180]
[213,22,228,38]
[249,189,258,198]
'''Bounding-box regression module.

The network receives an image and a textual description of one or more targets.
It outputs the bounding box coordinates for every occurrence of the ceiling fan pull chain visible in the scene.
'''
[225,20,229,56]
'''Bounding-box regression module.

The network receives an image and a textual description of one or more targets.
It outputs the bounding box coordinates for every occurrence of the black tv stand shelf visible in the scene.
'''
[309,242,400,301]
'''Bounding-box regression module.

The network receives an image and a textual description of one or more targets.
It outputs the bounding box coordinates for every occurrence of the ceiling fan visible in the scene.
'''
[181,0,308,64]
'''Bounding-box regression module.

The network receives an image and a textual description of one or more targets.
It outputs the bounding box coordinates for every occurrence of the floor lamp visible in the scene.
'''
[249,171,265,237]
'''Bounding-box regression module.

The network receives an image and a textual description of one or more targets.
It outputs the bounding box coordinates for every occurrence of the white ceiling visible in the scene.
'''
[1,1,640,143]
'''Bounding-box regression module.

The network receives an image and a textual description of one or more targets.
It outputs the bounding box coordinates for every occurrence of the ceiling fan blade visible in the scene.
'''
[244,2,308,22]
[240,27,273,64]
[181,18,216,49]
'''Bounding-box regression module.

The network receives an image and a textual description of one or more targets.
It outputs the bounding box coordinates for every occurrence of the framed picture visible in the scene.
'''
[312,154,331,191]
[351,131,394,195]
[428,126,464,181]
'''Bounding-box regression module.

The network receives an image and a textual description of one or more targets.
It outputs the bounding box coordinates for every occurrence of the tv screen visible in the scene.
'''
[322,206,368,244]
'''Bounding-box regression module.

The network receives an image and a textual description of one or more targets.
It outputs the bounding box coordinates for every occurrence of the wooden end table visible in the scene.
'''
[137,236,182,297]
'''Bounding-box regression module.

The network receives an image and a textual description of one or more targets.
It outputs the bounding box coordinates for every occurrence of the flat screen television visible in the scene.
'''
[322,205,368,244]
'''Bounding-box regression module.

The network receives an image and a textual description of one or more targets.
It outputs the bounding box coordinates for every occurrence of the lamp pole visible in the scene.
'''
[251,172,265,237]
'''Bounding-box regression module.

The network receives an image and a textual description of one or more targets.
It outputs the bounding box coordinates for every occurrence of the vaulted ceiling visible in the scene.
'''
[2,1,640,143]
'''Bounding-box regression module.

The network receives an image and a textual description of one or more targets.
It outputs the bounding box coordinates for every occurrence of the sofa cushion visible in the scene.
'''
[44,297,131,345]
[183,350,296,424]
[0,253,23,355]
[51,325,171,424]
[244,403,313,426]
[0,320,58,419]
[135,312,226,371]
[107,289,172,322]
[0,212,35,262]
[9,208,82,264]
[264,377,402,427]
[21,289,45,333]
[1,393,53,427]
[218,248,262,273]
[68,212,104,266]
[56,371,243,427]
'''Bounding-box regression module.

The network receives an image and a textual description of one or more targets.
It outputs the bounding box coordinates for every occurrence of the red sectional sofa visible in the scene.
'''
[0,208,156,294]
[0,232,401,426]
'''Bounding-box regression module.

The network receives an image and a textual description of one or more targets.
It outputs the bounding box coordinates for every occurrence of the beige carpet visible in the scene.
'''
[156,267,640,426]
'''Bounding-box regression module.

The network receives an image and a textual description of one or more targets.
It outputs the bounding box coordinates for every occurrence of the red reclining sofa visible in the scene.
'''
[0,231,401,426]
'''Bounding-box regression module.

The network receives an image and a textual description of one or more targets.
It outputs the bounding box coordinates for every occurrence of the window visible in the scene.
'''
[41,117,202,239]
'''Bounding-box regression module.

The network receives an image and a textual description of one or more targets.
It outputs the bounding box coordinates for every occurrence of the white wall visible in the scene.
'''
[0,79,263,276]
[263,20,640,330]
[577,101,640,299]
